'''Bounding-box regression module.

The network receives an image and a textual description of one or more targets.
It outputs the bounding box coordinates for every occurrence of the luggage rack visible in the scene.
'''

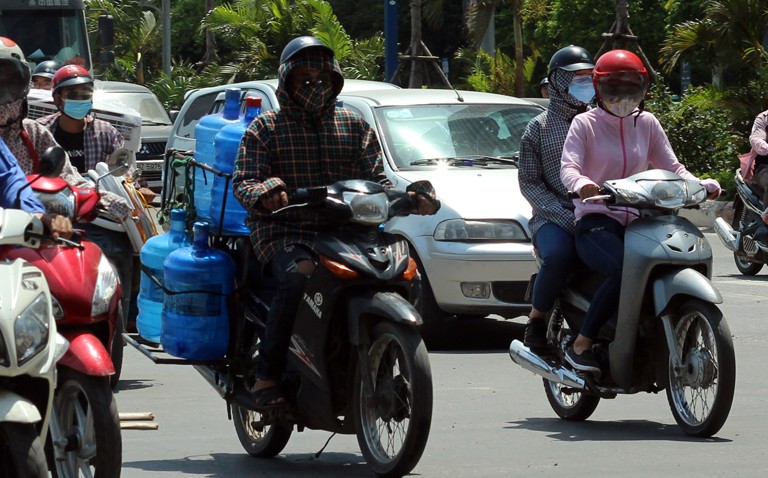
[123,333,227,366]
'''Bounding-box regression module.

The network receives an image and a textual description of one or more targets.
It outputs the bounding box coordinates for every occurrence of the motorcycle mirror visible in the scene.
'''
[105,148,135,176]
[38,146,66,178]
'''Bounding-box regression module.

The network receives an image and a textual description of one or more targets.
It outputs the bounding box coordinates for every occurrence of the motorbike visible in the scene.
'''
[713,168,768,275]
[130,178,434,477]
[509,169,736,438]
[3,148,129,477]
[0,207,69,477]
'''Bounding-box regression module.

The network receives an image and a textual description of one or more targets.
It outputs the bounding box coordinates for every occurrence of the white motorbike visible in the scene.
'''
[0,207,68,477]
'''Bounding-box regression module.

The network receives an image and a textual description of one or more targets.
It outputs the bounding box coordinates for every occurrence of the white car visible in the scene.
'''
[338,89,544,331]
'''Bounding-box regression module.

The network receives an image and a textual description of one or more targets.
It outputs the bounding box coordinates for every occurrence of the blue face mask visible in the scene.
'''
[568,76,595,105]
[63,99,93,120]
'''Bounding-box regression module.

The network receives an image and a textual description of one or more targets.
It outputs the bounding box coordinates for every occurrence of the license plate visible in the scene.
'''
[137,162,163,171]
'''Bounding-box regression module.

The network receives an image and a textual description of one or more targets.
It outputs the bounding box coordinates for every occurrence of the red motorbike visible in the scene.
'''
[1,153,126,477]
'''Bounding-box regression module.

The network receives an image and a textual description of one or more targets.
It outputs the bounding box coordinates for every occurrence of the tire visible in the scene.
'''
[354,321,432,478]
[543,379,600,421]
[231,404,292,458]
[731,198,764,275]
[409,249,450,346]
[0,422,49,478]
[665,299,736,438]
[110,308,125,390]
[51,369,122,478]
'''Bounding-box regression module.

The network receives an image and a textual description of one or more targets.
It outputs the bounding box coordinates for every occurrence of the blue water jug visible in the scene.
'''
[193,88,241,223]
[161,222,235,360]
[210,96,262,235]
[136,209,190,342]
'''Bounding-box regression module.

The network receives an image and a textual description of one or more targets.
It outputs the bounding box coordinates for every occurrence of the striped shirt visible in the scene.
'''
[37,112,124,172]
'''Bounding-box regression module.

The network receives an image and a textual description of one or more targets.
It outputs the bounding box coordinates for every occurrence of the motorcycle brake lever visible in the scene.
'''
[582,194,611,204]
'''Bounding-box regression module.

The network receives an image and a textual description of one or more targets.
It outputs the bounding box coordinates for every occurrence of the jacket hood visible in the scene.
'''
[276,52,344,119]
[548,68,590,121]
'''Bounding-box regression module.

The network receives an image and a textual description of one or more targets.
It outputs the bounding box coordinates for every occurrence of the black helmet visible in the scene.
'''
[280,36,334,65]
[32,60,62,79]
[548,45,595,79]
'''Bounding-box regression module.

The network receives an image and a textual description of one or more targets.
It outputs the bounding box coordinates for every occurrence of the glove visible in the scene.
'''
[699,178,721,197]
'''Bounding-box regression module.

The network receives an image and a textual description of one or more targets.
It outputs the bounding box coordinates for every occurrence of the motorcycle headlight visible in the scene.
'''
[15,293,51,365]
[36,189,76,218]
[343,191,389,225]
[637,179,686,209]
[434,219,529,241]
[92,254,119,316]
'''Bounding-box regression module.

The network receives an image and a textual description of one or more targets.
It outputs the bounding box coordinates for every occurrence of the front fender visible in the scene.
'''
[58,332,115,376]
[346,291,421,345]
[0,391,41,423]
[653,268,723,316]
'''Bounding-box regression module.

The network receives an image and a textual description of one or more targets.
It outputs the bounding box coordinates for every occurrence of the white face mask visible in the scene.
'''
[567,76,595,104]
[602,97,641,118]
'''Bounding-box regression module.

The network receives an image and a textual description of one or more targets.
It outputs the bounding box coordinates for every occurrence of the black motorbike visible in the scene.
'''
[130,179,434,478]
[714,168,768,275]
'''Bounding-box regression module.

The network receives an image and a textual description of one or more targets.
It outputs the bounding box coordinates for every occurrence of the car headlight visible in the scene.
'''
[35,189,75,218]
[343,191,389,225]
[15,293,50,365]
[434,219,529,241]
[92,254,119,316]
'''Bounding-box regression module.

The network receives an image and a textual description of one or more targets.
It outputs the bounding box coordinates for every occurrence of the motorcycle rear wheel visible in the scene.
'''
[354,321,432,478]
[543,379,600,421]
[666,299,735,438]
[51,369,122,478]
[231,403,292,458]
[731,198,764,275]
[0,422,48,478]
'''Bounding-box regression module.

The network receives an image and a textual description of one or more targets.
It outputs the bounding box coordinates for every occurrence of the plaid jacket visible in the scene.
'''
[233,54,389,264]
[37,112,124,172]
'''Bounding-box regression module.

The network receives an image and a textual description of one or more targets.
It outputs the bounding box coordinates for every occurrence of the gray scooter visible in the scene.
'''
[509,169,735,438]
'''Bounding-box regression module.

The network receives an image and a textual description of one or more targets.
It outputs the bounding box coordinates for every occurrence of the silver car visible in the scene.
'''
[338,89,544,330]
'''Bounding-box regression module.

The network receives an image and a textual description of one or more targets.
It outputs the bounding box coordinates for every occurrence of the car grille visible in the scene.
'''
[491,281,531,303]
[137,141,166,161]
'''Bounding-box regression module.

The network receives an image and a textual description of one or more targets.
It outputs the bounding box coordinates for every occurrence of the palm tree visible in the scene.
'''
[660,0,768,85]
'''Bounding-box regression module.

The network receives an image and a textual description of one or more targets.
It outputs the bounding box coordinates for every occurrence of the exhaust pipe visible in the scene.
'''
[714,217,739,252]
[508,340,585,389]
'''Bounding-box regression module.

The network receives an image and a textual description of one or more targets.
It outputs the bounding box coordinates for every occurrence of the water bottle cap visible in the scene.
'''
[193,222,210,234]
[245,97,262,108]
[170,209,186,221]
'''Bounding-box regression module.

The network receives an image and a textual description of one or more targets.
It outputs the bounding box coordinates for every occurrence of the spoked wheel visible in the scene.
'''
[666,299,735,437]
[51,369,122,478]
[0,422,48,478]
[231,404,292,458]
[543,379,600,421]
[354,321,432,478]
[732,199,764,275]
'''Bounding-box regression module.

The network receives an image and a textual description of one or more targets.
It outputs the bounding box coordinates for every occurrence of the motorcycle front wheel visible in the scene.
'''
[0,422,48,478]
[51,369,122,478]
[543,379,600,421]
[666,299,736,438]
[354,321,432,478]
[231,403,292,458]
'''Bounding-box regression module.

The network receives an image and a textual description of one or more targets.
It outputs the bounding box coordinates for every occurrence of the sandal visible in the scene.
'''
[250,381,287,409]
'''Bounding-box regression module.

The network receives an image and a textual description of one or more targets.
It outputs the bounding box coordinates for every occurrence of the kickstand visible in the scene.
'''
[314,432,337,458]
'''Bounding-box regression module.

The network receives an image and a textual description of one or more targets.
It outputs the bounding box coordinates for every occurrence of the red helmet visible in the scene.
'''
[592,50,649,116]
[51,64,93,95]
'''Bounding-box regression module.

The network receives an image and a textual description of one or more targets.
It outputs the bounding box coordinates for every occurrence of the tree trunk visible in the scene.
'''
[409,0,423,88]
[512,0,524,96]
[202,0,217,66]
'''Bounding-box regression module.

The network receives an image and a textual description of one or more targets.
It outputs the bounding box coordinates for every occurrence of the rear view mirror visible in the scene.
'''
[38,146,66,178]
[106,148,135,176]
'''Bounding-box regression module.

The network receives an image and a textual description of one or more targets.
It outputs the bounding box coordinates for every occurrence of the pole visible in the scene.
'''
[384,0,398,84]
[162,0,171,77]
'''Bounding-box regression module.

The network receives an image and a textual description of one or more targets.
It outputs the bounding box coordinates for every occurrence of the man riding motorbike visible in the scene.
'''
[232,36,438,407]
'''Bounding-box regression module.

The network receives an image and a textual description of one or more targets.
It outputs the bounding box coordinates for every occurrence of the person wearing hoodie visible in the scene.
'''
[518,45,596,350]
[560,50,721,372]
[233,36,439,407]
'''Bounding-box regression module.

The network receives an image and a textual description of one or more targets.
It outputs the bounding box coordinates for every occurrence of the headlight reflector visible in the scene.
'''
[92,254,119,316]
[343,191,389,225]
[36,189,75,217]
[15,293,50,365]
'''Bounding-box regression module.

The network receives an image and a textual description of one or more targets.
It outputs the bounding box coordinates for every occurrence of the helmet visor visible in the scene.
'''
[0,61,28,105]
[596,71,647,105]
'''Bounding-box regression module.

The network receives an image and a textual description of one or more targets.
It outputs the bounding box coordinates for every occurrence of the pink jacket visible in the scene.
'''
[560,107,702,226]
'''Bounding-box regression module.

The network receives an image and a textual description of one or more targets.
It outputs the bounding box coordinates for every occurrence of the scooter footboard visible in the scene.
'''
[57,332,115,376]
[652,268,723,316]
[346,291,421,344]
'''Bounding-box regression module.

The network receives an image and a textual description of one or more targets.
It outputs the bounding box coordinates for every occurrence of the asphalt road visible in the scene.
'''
[116,231,768,477]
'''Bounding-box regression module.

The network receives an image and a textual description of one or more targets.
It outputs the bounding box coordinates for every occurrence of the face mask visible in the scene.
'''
[292,82,334,114]
[62,99,93,120]
[0,98,24,127]
[567,76,595,105]
[602,98,641,118]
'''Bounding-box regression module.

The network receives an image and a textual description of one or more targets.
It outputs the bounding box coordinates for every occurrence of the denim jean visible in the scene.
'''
[255,244,314,380]
[574,214,625,339]
[531,223,577,313]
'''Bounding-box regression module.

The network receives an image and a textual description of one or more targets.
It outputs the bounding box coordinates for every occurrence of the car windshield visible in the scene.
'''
[373,104,542,169]
[94,91,172,126]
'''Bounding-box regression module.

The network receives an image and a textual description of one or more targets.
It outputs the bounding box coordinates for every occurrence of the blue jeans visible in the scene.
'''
[531,223,578,314]
[574,214,625,339]
[255,244,314,380]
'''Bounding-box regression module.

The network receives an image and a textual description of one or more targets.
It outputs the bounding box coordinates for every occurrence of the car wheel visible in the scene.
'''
[409,247,451,346]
